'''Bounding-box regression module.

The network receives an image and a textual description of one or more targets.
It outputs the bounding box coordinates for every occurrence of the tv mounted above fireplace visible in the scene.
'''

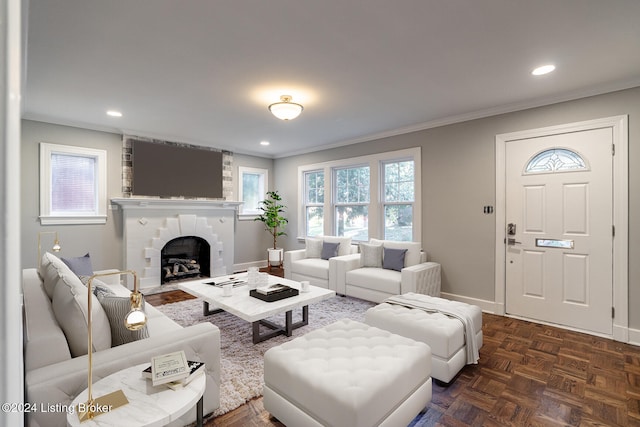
[131,139,223,199]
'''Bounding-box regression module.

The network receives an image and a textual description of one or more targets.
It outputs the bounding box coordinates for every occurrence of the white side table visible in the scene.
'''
[67,363,205,427]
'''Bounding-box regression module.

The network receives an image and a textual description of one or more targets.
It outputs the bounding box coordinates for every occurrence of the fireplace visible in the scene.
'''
[161,236,210,284]
[111,198,242,289]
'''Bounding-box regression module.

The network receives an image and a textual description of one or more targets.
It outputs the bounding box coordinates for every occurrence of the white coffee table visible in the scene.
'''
[67,363,205,427]
[179,274,335,343]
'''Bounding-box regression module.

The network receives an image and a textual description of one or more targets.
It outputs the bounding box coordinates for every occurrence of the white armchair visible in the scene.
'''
[335,239,441,303]
[284,236,358,291]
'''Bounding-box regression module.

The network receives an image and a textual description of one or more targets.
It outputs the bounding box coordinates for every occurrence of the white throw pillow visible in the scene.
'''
[360,242,383,268]
[51,262,112,357]
[305,237,323,258]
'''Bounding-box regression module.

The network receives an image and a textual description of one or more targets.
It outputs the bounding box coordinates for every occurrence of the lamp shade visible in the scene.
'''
[269,95,303,120]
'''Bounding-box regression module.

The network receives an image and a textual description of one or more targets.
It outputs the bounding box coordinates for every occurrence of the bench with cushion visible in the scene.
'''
[365,293,483,384]
[263,319,432,427]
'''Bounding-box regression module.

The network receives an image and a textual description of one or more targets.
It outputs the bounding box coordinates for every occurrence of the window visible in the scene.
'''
[39,143,107,225]
[334,165,370,240]
[304,170,324,236]
[525,148,587,174]
[238,166,268,218]
[298,147,421,242]
[383,159,414,241]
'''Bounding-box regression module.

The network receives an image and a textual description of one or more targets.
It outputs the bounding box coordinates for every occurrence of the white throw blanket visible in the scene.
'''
[385,293,480,364]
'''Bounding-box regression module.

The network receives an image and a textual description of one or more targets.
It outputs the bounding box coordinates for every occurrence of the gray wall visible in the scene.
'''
[231,153,275,266]
[21,120,275,271]
[21,120,124,270]
[274,86,640,327]
[20,87,640,328]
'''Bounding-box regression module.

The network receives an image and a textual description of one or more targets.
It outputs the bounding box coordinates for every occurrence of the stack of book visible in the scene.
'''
[250,283,299,302]
[143,350,205,390]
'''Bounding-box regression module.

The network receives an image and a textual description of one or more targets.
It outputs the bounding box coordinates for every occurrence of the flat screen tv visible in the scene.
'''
[131,139,223,199]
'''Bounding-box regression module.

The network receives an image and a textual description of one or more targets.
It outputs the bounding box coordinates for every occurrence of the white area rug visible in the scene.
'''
[155,295,375,417]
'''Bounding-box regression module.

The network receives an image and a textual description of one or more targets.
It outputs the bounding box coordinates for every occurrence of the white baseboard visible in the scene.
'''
[628,327,640,346]
[441,291,639,346]
[439,292,498,314]
[233,260,267,273]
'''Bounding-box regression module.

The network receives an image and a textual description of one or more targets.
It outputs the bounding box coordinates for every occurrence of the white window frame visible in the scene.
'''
[297,147,421,242]
[381,158,416,241]
[237,166,268,220]
[39,142,107,225]
[303,169,325,236]
[333,164,371,241]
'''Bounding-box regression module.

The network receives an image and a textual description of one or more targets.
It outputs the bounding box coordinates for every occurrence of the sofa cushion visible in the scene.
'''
[383,247,408,272]
[290,258,330,280]
[321,236,352,256]
[61,253,94,276]
[360,242,383,268]
[305,237,323,258]
[346,268,402,294]
[321,241,340,260]
[97,291,150,346]
[40,252,64,300]
[51,260,112,357]
[371,239,421,268]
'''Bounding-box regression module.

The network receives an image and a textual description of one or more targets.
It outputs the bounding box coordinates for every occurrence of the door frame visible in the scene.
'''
[495,115,628,341]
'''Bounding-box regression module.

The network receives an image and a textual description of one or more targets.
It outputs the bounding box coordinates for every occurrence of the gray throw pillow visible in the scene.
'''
[305,237,323,258]
[96,292,150,347]
[321,241,340,260]
[62,253,94,277]
[360,242,383,268]
[383,247,408,272]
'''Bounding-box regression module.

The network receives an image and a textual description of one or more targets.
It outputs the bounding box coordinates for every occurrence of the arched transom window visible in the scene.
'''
[524,148,588,174]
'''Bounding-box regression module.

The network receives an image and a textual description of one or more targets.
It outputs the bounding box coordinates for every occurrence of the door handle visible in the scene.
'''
[507,238,522,245]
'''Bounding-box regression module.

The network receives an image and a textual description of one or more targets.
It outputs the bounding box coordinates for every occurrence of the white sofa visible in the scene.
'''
[23,253,221,427]
[284,236,357,291]
[335,239,441,303]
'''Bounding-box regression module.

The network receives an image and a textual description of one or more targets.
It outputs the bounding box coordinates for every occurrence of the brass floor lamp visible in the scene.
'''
[78,270,147,422]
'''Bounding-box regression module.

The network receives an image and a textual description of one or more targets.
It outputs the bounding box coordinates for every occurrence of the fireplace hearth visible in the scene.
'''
[161,236,210,284]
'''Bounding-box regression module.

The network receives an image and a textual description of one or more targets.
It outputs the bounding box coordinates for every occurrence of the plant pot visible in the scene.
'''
[267,248,284,267]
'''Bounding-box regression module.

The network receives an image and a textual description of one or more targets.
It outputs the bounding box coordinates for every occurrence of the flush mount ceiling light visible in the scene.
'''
[268,95,303,120]
[531,64,556,76]
[106,110,123,117]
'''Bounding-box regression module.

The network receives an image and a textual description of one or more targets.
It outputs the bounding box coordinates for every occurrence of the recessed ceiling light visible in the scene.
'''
[260,141,270,146]
[106,110,123,117]
[531,64,556,76]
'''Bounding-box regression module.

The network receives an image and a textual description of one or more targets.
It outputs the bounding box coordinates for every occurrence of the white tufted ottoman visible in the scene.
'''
[365,293,483,384]
[263,319,432,427]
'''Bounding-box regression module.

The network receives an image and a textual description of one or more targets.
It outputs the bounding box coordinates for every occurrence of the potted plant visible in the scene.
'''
[254,190,288,267]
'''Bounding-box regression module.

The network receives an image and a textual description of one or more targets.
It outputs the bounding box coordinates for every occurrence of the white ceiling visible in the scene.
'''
[23,0,640,158]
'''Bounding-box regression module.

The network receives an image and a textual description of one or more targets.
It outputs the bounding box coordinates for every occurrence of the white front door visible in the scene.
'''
[504,127,613,335]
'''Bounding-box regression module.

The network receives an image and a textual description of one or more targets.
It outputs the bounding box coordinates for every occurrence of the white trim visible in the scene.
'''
[495,115,629,341]
[1,0,24,425]
[39,142,108,225]
[297,147,422,242]
[439,292,497,314]
[237,166,268,217]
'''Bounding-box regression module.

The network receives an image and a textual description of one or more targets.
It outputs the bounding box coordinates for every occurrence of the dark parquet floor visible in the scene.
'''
[147,269,640,426]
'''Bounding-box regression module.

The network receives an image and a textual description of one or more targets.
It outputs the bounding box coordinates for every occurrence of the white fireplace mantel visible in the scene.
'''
[111,198,242,289]
[111,198,243,211]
